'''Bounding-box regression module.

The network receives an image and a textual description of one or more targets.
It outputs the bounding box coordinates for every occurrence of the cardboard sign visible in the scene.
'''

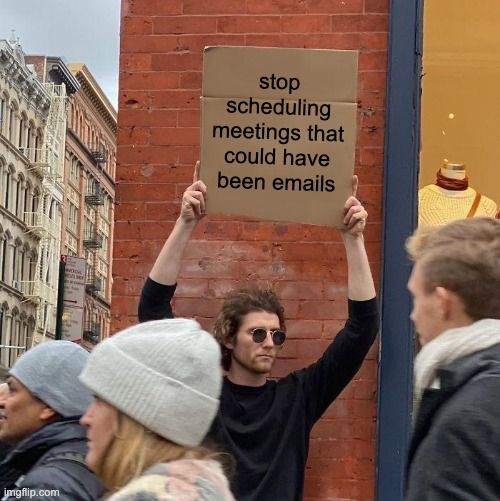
[201,46,358,227]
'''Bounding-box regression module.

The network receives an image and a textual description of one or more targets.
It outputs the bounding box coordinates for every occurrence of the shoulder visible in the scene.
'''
[21,448,103,500]
[20,464,102,501]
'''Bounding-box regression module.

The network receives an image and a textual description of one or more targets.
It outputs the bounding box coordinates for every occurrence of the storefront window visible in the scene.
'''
[419,0,500,226]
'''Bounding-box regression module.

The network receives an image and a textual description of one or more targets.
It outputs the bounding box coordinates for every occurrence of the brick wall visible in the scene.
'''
[115,1,387,499]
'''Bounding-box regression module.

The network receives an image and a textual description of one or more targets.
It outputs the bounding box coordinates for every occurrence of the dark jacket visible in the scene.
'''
[406,343,500,500]
[0,418,104,501]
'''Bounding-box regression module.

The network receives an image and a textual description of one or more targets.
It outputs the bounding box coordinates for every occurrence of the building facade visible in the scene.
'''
[0,38,67,366]
[64,64,116,348]
[115,3,387,499]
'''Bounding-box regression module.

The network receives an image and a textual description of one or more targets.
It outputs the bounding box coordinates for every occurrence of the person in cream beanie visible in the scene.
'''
[79,318,233,499]
[80,318,222,447]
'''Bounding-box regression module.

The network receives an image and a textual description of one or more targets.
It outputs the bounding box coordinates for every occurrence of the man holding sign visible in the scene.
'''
[138,162,378,500]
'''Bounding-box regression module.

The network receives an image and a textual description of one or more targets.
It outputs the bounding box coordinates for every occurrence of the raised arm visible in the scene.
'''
[149,161,206,285]
[301,176,378,424]
[341,175,376,301]
[138,162,206,322]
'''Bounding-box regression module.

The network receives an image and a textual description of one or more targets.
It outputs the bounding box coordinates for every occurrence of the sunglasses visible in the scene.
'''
[248,328,287,346]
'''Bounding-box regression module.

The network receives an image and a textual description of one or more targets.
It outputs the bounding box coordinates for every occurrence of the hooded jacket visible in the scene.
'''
[406,341,500,500]
[0,418,104,501]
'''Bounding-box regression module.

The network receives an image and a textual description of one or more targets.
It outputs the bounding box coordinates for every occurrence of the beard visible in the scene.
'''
[231,350,275,375]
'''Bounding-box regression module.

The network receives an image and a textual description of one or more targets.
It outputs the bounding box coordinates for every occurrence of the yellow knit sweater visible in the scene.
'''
[418,185,498,227]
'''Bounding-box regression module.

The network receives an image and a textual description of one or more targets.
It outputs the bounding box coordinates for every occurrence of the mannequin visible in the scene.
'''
[418,162,498,227]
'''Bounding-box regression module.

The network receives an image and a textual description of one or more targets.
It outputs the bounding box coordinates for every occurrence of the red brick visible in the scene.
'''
[114,202,147,221]
[360,32,388,50]
[121,71,180,91]
[120,53,152,72]
[151,90,200,109]
[244,34,307,47]
[307,0,363,14]
[153,16,217,34]
[119,90,152,109]
[179,71,202,89]
[182,0,246,14]
[121,35,179,54]
[281,15,330,33]
[274,281,324,300]
[175,279,211,298]
[217,16,281,33]
[173,297,224,317]
[179,258,242,279]
[358,50,388,71]
[115,182,177,202]
[117,126,150,146]
[112,276,146,296]
[177,34,246,52]
[359,70,387,91]
[118,109,178,127]
[115,164,191,183]
[121,16,153,35]
[306,33,361,49]
[151,126,199,146]
[151,53,202,72]
[331,13,387,32]
[365,0,389,13]
[117,145,177,165]
[128,0,182,15]
[247,0,306,14]
[286,319,323,339]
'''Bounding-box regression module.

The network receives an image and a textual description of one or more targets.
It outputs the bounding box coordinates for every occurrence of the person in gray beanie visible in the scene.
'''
[79,318,234,501]
[0,341,104,501]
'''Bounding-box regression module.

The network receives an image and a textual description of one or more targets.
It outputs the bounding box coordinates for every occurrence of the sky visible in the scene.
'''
[0,0,121,109]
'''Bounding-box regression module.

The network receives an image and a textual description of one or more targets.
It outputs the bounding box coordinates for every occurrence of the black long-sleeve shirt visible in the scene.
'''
[139,278,379,501]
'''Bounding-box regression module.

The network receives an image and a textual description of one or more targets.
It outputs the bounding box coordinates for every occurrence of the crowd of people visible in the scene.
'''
[0,163,498,500]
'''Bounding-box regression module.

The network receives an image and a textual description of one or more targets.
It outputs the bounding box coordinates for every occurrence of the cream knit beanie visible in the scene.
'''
[80,318,222,447]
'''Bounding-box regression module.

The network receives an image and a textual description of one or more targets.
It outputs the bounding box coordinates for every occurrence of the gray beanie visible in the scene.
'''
[10,340,92,417]
[80,318,222,447]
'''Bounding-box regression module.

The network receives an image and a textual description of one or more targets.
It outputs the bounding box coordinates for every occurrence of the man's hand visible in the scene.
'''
[341,175,367,237]
[180,161,207,224]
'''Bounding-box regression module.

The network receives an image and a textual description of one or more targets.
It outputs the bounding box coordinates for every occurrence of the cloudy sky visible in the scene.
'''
[0,0,121,109]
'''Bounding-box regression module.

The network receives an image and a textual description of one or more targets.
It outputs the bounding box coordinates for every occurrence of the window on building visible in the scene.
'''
[0,94,6,135]
[8,103,17,144]
[18,113,26,149]
[4,169,11,210]
[68,202,78,233]
[15,174,23,219]
[1,233,10,283]
[0,234,6,282]
[70,159,80,186]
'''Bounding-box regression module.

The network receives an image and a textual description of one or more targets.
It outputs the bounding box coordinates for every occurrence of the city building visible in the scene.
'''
[0,36,73,365]
[26,57,117,349]
[1,37,116,365]
[65,63,116,348]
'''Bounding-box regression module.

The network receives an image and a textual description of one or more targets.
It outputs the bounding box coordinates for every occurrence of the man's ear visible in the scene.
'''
[435,286,455,320]
[224,339,234,350]
[39,405,58,422]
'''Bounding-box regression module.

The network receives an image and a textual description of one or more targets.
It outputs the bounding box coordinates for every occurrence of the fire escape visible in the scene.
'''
[83,147,105,344]
[22,83,66,343]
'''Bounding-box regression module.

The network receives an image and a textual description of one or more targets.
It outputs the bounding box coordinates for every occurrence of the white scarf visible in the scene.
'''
[413,319,500,417]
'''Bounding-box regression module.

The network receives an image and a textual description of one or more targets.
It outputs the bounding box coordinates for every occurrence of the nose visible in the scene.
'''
[261,331,275,348]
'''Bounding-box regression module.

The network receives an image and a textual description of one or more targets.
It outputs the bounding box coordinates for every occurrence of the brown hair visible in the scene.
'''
[213,287,285,371]
[406,217,500,321]
[96,411,219,490]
